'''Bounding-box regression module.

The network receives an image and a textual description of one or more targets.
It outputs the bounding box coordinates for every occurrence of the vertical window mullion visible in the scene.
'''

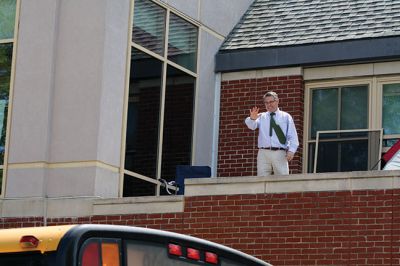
[155,10,170,196]
[337,87,342,130]
[337,88,341,171]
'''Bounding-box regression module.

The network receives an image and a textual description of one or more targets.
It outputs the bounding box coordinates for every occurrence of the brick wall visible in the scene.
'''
[1,189,399,266]
[218,75,304,177]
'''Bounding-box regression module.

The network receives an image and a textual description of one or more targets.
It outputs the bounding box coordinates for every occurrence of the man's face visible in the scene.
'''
[264,96,279,112]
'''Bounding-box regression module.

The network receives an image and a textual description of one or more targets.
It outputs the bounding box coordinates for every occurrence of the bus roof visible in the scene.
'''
[0,224,76,254]
[0,224,272,266]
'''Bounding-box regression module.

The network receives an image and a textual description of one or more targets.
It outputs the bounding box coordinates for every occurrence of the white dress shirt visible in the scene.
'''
[245,108,299,153]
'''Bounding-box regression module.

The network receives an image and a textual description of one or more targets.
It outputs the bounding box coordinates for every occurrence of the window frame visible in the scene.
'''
[120,0,200,196]
[312,128,383,173]
[305,76,400,172]
[376,76,400,151]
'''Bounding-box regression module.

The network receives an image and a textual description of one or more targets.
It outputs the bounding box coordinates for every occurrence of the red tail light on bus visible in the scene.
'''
[20,236,39,248]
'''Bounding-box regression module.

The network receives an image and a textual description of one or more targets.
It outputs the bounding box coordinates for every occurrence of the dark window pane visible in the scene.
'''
[132,0,166,56]
[311,132,379,173]
[311,88,338,138]
[161,66,195,181]
[0,0,16,39]
[315,142,339,173]
[383,138,400,148]
[167,14,198,72]
[340,140,368,171]
[0,169,3,195]
[382,83,400,135]
[125,48,162,180]
[123,174,156,197]
[0,43,12,166]
[307,143,316,173]
[341,85,368,130]
[314,140,369,173]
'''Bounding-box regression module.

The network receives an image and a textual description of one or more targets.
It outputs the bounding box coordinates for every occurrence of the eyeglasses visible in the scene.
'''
[264,100,276,105]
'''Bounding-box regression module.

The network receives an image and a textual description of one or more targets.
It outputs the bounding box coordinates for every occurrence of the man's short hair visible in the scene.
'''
[263,91,278,101]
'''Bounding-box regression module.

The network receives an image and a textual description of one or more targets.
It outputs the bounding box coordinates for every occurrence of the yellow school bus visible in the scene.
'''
[0,224,272,266]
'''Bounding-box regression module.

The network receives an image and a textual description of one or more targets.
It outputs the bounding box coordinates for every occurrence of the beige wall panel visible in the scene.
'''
[9,0,58,163]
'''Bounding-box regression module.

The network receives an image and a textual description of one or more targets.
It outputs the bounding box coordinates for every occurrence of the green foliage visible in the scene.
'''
[0,0,16,39]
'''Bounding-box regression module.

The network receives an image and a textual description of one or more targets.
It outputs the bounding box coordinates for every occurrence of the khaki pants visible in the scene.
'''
[257,149,289,176]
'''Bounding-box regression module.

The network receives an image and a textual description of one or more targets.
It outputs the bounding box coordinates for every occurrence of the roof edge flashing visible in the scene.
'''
[215,36,400,73]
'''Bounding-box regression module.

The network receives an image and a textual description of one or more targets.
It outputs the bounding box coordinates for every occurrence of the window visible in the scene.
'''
[306,77,400,173]
[381,83,400,147]
[307,85,370,172]
[0,0,17,195]
[123,0,198,196]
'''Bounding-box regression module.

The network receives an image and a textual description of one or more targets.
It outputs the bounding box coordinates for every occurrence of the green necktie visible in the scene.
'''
[270,112,286,144]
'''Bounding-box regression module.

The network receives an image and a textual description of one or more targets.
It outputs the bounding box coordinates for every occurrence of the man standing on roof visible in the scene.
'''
[245,91,299,176]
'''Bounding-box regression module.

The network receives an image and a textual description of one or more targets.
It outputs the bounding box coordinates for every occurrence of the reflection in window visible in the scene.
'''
[0,0,16,39]
[311,86,368,138]
[341,86,368,130]
[123,174,156,197]
[161,66,195,183]
[382,83,400,135]
[313,138,368,173]
[132,0,166,56]
[125,48,162,181]
[127,0,198,196]
[0,43,12,166]
[168,13,198,72]
[311,88,338,138]
[310,131,381,173]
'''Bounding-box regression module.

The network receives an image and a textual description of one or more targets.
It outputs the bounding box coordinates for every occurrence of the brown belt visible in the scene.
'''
[260,147,286,151]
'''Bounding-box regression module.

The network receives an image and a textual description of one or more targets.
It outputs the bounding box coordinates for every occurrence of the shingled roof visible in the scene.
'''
[221,0,400,50]
[216,0,400,72]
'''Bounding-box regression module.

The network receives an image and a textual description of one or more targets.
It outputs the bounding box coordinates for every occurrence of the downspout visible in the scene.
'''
[211,73,221,177]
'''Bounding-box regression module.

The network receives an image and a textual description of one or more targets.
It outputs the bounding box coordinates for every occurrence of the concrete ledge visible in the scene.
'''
[0,196,184,218]
[1,171,399,218]
[184,170,400,196]
[92,196,184,215]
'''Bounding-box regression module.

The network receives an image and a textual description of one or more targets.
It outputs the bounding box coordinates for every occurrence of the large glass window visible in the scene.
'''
[308,85,369,172]
[307,79,400,173]
[161,66,195,183]
[0,0,17,195]
[124,0,198,196]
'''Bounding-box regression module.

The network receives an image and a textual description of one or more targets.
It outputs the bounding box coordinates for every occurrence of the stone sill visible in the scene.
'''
[185,170,400,196]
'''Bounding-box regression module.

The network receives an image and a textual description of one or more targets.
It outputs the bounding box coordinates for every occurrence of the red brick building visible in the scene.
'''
[1,1,400,266]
